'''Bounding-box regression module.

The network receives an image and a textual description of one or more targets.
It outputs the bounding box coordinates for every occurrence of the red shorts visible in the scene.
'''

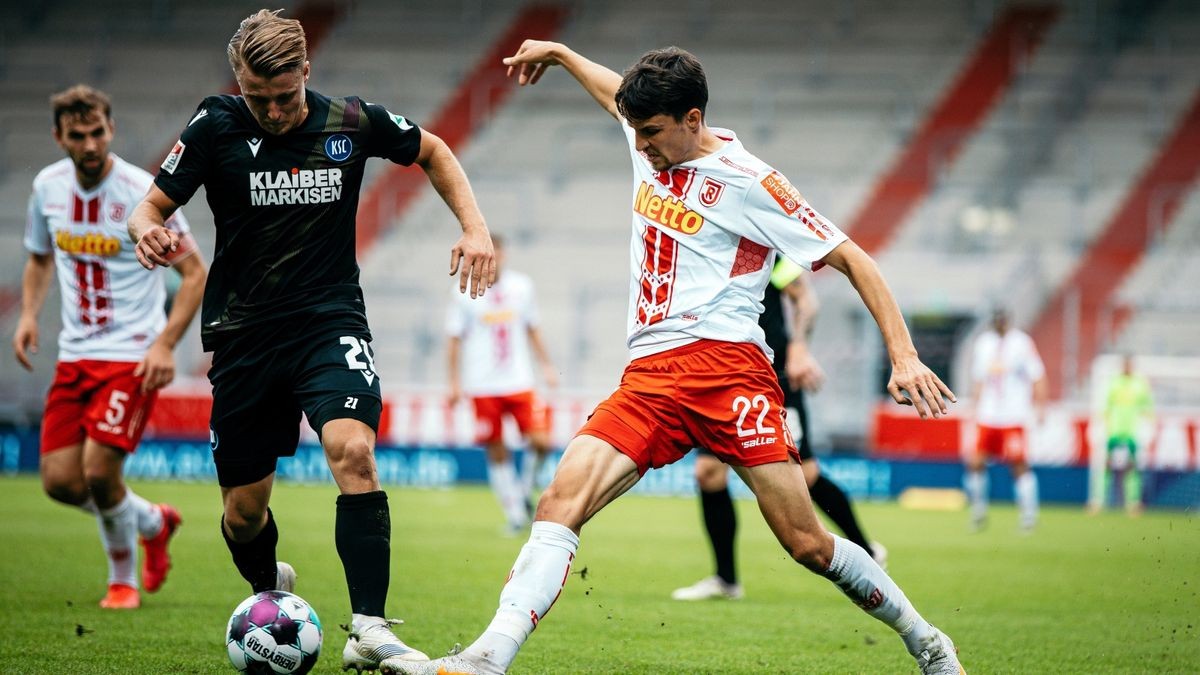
[471,390,550,445]
[41,360,157,454]
[975,424,1027,463]
[578,340,798,475]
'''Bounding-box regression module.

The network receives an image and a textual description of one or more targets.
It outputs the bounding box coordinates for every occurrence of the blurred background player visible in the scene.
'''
[13,85,205,609]
[128,10,494,672]
[395,40,964,675]
[446,234,557,534]
[672,259,885,601]
[1091,354,1154,516]
[964,307,1046,532]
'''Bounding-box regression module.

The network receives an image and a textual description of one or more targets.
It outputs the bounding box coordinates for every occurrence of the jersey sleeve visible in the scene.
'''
[522,279,541,328]
[444,290,467,338]
[23,186,52,254]
[362,101,423,166]
[1023,334,1046,380]
[769,257,805,290]
[741,169,848,270]
[154,102,216,206]
[163,208,199,265]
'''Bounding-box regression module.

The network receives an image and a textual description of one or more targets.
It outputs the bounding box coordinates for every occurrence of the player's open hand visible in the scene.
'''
[450,227,496,298]
[887,354,956,419]
[12,316,39,371]
[134,225,180,269]
[134,341,175,392]
[503,40,563,85]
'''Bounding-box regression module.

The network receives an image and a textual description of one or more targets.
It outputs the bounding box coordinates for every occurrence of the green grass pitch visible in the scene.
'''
[0,475,1196,673]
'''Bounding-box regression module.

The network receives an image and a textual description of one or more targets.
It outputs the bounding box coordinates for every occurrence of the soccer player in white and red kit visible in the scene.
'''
[391,44,965,675]
[12,85,206,609]
[964,307,1047,532]
[447,235,557,533]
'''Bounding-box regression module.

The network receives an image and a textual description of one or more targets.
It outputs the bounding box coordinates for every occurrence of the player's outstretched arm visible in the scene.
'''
[821,240,956,418]
[12,253,53,371]
[135,249,207,392]
[503,40,622,120]
[413,130,495,298]
[129,185,183,269]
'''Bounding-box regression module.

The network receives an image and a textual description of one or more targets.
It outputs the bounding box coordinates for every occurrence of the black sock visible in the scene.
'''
[336,491,391,617]
[700,487,738,585]
[222,508,279,594]
[809,475,874,557]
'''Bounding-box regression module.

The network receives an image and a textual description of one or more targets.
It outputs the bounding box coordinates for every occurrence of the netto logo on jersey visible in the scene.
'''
[55,230,121,256]
[249,167,343,206]
[634,181,704,235]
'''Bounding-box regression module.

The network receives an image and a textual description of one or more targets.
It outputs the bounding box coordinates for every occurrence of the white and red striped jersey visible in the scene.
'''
[971,328,1046,427]
[620,122,847,361]
[445,270,540,396]
[24,155,195,363]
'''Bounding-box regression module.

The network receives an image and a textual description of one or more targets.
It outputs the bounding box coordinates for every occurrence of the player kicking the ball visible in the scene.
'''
[388,42,965,675]
[15,85,205,609]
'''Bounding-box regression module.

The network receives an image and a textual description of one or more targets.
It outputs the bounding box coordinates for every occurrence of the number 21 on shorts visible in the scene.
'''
[340,336,377,385]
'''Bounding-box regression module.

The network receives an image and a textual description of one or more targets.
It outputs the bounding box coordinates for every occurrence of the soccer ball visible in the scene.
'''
[225,590,323,674]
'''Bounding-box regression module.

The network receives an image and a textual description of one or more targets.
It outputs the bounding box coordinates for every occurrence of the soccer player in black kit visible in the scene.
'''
[672,259,886,601]
[128,10,495,672]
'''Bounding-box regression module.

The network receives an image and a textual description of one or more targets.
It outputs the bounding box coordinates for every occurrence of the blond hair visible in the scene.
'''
[50,84,111,131]
[227,9,307,77]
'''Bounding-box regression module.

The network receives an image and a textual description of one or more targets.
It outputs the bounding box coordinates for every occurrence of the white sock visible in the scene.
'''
[125,490,163,539]
[488,460,530,528]
[519,451,545,501]
[466,521,579,670]
[965,470,988,523]
[97,495,138,588]
[1015,471,1039,527]
[822,535,936,655]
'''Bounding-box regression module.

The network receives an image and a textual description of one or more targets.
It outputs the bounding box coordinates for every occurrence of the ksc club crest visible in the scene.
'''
[324,134,352,162]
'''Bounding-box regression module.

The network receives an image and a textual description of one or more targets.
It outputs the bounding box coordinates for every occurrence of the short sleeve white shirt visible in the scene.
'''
[619,121,847,361]
[445,270,540,396]
[971,328,1046,427]
[24,155,196,362]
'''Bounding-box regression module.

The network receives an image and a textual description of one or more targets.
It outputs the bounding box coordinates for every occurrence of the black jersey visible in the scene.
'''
[759,280,788,374]
[154,89,422,350]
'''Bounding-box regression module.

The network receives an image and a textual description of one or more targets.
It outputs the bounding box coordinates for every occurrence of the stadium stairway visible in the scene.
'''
[1031,89,1200,398]
[353,2,571,256]
[846,5,1060,255]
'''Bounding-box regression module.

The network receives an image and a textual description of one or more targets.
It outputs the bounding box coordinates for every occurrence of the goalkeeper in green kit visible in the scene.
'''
[1091,355,1154,515]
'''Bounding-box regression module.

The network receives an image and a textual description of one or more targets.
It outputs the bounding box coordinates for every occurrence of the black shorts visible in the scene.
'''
[698,376,812,461]
[208,322,382,487]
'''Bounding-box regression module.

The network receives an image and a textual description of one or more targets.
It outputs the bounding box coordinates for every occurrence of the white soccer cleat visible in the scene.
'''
[913,627,965,675]
[670,575,744,601]
[343,617,428,672]
[382,653,501,675]
[871,541,889,571]
[275,561,297,593]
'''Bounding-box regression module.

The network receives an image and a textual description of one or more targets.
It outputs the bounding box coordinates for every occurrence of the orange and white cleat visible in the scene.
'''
[99,583,140,609]
[141,503,182,593]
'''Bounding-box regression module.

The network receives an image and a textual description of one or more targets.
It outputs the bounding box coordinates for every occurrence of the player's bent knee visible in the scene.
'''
[783,531,832,571]
[43,480,87,506]
[531,482,586,531]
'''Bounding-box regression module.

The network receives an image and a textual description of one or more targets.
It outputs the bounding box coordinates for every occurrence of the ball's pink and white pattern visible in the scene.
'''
[226,590,322,674]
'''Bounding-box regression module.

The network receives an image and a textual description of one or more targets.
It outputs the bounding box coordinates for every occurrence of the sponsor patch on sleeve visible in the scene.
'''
[388,111,413,130]
[759,170,802,215]
[161,140,185,175]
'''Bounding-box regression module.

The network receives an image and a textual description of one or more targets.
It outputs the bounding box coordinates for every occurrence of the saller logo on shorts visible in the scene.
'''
[634,181,705,235]
[248,167,343,206]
